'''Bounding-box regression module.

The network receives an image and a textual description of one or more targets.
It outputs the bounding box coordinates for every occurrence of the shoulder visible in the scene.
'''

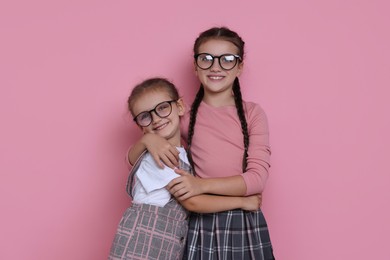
[243,101,270,133]
[138,152,159,170]
[243,101,268,119]
[142,152,182,174]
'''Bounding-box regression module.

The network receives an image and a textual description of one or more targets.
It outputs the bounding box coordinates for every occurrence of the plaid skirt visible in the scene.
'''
[108,200,188,260]
[184,209,275,260]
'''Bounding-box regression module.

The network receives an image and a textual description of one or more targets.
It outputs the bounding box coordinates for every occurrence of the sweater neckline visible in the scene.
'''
[201,100,237,110]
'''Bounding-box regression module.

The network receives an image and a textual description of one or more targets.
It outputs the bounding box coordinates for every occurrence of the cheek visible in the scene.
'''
[196,69,207,79]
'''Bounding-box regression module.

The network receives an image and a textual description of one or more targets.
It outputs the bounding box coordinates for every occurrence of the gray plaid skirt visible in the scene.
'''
[184,209,275,260]
[108,200,188,260]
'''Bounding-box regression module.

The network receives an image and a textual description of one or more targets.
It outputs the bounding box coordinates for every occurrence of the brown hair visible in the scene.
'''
[127,77,179,117]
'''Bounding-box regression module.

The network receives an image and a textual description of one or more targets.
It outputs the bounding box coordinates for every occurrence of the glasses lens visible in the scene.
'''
[155,102,172,118]
[135,112,151,127]
[134,101,174,127]
[220,54,238,70]
[196,54,214,69]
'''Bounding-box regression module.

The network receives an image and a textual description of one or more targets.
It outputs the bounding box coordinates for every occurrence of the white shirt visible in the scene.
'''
[132,147,189,207]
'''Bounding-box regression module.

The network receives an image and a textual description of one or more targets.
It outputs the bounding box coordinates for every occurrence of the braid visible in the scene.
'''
[192,28,247,171]
[232,77,250,171]
[187,86,204,174]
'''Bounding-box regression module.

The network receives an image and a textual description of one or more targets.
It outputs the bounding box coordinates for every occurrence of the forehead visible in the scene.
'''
[198,39,239,55]
[132,90,172,115]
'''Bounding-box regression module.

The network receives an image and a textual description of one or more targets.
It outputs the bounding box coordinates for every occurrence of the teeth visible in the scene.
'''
[209,76,223,80]
[155,123,167,130]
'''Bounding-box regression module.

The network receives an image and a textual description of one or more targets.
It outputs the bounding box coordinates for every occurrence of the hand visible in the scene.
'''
[242,194,262,211]
[142,133,179,168]
[167,168,204,200]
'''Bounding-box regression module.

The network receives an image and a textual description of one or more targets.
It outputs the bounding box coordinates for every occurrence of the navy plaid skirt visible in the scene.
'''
[184,209,275,260]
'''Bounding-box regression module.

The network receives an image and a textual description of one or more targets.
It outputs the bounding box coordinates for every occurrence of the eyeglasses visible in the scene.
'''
[133,100,177,127]
[194,53,242,70]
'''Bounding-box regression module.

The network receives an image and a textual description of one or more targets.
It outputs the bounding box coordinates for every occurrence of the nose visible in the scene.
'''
[150,111,161,123]
[210,57,222,71]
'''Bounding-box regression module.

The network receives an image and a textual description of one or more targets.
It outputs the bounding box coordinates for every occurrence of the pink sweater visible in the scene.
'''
[180,101,271,195]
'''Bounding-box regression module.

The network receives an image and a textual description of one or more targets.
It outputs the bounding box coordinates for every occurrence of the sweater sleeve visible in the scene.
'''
[241,103,271,195]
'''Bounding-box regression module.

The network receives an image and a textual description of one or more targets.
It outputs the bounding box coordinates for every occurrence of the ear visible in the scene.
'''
[236,62,244,77]
[176,98,185,116]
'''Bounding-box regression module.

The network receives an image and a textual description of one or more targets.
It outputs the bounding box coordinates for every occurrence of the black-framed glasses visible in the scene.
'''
[194,53,242,70]
[133,100,177,127]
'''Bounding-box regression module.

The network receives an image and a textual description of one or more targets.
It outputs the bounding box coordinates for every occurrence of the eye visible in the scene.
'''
[138,112,150,121]
[156,102,170,112]
[199,54,213,62]
[221,55,236,63]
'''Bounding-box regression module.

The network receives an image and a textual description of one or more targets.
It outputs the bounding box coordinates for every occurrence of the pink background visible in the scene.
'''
[1,1,389,259]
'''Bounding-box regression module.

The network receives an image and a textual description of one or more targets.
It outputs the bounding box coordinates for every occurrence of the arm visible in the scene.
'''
[136,156,261,213]
[179,193,261,213]
[168,104,271,199]
[128,133,180,168]
[168,170,247,200]
[239,104,271,195]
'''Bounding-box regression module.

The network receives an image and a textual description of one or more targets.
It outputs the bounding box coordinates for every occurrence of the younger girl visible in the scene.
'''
[108,77,261,260]
[128,27,275,259]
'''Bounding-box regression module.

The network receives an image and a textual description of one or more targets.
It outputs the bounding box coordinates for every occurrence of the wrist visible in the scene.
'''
[140,133,151,146]
[200,178,210,194]
[240,197,246,209]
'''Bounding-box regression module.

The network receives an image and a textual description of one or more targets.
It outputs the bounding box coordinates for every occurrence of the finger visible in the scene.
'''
[168,185,179,194]
[161,151,179,168]
[160,154,176,169]
[177,192,191,201]
[174,169,190,176]
[152,154,164,169]
[169,147,180,157]
[167,178,180,190]
[166,151,179,166]
[171,186,187,198]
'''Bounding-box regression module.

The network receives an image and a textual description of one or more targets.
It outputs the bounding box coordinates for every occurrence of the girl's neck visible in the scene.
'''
[203,92,235,107]
[167,136,182,148]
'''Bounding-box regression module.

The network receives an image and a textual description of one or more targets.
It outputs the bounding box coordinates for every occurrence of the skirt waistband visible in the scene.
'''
[131,200,188,221]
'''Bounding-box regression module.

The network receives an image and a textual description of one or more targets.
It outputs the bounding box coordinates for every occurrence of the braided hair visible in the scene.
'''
[188,27,249,173]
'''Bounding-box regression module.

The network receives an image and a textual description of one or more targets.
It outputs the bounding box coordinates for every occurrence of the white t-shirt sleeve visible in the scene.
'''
[136,154,179,193]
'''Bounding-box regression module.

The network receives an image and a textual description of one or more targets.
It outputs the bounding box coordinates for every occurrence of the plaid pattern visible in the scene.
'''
[108,152,192,259]
[184,209,275,260]
[108,201,188,260]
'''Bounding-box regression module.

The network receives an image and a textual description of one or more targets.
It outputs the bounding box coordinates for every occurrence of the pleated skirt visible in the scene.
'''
[184,209,275,260]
